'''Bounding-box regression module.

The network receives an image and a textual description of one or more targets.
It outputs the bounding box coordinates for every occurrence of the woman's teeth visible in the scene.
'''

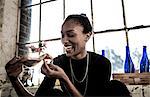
[64,46,74,53]
[64,46,72,51]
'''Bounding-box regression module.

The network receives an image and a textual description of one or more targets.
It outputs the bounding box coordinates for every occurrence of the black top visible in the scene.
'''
[35,51,111,96]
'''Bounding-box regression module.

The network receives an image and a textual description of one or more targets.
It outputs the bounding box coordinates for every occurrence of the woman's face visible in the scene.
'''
[61,20,89,59]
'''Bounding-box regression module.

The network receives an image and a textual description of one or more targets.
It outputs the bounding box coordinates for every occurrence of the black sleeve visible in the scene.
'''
[35,77,56,96]
[93,55,111,84]
[91,55,112,95]
[99,56,111,83]
[35,55,67,96]
[35,56,62,96]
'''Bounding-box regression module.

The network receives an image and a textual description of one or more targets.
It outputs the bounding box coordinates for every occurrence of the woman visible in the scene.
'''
[5,14,112,97]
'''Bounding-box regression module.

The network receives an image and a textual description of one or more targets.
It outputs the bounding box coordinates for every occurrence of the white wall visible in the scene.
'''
[0,0,19,97]
[0,0,19,84]
[0,0,19,67]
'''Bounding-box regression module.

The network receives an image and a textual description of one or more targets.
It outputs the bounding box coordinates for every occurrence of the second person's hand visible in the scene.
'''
[5,56,24,80]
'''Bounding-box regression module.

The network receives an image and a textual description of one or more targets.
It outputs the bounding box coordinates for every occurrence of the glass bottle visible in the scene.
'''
[140,46,149,73]
[124,46,135,73]
[102,49,105,56]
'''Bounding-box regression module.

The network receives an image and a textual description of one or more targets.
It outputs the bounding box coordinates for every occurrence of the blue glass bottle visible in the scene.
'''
[140,46,149,73]
[124,46,135,73]
[102,49,105,56]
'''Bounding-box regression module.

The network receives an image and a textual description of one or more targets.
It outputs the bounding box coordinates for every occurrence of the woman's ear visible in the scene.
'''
[85,32,92,42]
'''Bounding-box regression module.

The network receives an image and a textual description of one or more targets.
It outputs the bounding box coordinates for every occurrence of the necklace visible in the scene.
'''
[69,53,89,96]
[69,53,89,83]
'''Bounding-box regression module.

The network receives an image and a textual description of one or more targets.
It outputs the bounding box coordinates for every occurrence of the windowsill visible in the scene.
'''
[112,72,150,85]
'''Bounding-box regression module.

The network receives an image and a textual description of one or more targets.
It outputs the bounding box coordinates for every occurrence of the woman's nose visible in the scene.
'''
[62,36,69,43]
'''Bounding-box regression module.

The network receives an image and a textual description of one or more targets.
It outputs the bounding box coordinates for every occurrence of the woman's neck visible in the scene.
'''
[71,50,87,60]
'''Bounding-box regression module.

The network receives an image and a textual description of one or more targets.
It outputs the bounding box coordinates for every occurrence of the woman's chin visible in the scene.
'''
[65,52,74,57]
[65,53,72,57]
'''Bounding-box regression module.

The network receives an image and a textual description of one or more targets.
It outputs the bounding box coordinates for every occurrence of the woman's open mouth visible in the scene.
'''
[64,45,74,54]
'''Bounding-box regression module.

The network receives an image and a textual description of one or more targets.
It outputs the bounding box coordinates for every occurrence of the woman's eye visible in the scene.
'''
[68,32,75,37]
[68,34,74,37]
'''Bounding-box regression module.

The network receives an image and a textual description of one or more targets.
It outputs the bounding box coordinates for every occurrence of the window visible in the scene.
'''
[19,0,150,85]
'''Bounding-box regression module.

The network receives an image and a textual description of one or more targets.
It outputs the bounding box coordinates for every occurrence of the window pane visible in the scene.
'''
[41,0,55,2]
[41,0,63,40]
[94,31,126,73]
[31,0,40,5]
[128,28,150,71]
[27,40,64,58]
[65,0,92,23]
[125,0,150,27]
[45,40,64,57]
[93,0,124,31]
[29,5,40,42]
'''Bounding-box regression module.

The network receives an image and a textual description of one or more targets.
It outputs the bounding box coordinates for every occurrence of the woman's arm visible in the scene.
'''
[5,56,35,97]
[9,77,34,97]
[61,75,83,97]
[41,60,83,97]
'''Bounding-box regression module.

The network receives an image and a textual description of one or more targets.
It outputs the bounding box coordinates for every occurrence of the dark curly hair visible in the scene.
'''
[62,13,92,34]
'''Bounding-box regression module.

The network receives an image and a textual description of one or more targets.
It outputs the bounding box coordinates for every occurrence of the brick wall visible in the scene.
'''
[18,0,32,56]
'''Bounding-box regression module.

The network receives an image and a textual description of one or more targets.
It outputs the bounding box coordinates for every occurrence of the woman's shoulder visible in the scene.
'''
[53,54,67,60]
[53,54,68,66]
[88,51,100,56]
[88,51,111,64]
[88,51,108,59]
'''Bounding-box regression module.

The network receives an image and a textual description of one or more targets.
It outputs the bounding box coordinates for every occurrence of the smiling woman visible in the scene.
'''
[34,14,113,97]
[6,0,150,96]
[19,0,150,75]
[61,14,92,59]
[5,13,113,97]
[5,8,135,95]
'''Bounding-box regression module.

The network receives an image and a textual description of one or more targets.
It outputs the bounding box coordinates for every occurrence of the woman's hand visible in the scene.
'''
[41,61,83,97]
[5,56,23,80]
[41,54,83,97]
[41,60,68,80]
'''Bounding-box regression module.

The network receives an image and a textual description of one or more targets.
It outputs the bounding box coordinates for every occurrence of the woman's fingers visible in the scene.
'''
[44,60,53,71]
[39,53,53,60]
[7,56,22,65]
[41,60,52,75]
[41,60,59,77]
[41,60,67,80]
[44,53,53,60]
